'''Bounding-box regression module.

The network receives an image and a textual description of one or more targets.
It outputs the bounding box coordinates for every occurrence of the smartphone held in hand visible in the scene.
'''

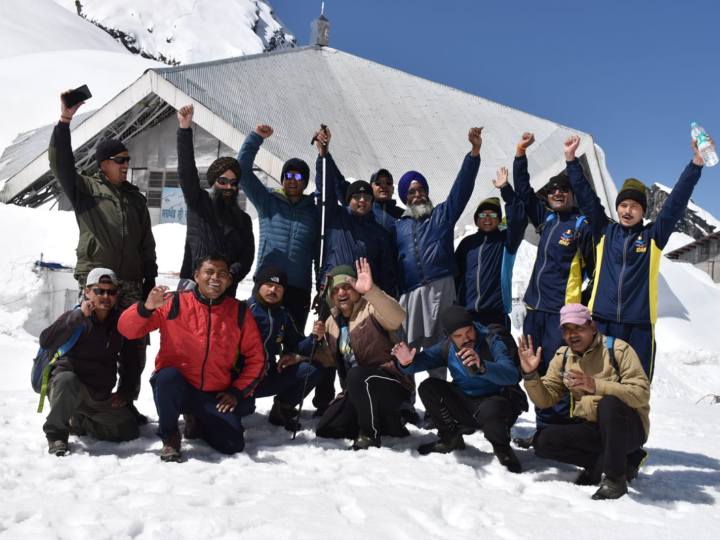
[62,85,92,108]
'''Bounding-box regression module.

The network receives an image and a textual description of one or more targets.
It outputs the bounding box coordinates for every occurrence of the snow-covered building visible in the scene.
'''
[666,230,720,283]
[0,23,618,229]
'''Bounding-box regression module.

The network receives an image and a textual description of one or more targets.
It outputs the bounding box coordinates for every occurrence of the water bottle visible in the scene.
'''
[691,122,718,167]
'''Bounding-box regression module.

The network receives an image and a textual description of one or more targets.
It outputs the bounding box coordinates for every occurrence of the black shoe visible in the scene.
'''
[182,414,203,440]
[400,408,421,427]
[418,433,466,455]
[269,399,301,432]
[48,439,69,457]
[512,433,535,449]
[128,403,149,426]
[351,433,380,451]
[68,416,87,436]
[160,432,182,463]
[493,444,522,473]
[626,448,648,483]
[575,467,601,486]
[591,475,628,500]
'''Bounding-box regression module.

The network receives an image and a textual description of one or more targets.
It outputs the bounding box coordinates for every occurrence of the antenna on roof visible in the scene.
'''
[311,3,330,47]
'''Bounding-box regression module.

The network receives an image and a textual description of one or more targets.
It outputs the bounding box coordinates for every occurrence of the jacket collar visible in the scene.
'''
[192,287,229,307]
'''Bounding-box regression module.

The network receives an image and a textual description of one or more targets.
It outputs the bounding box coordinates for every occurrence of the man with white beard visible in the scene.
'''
[393,128,483,391]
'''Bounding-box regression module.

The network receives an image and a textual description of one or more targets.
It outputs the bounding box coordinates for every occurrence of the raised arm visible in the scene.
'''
[495,167,527,253]
[354,258,405,330]
[438,127,483,224]
[48,92,88,206]
[564,135,609,237]
[512,132,546,228]
[314,126,340,223]
[237,125,274,211]
[117,286,172,339]
[176,105,206,210]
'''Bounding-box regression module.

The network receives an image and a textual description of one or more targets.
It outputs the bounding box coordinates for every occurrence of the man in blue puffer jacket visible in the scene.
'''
[392,305,522,472]
[394,127,483,368]
[513,132,595,428]
[238,125,320,330]
[312,126,398,297]
[455,166,527,329]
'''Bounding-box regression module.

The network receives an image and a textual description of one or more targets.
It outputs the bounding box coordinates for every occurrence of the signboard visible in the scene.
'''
[160,187,187,225]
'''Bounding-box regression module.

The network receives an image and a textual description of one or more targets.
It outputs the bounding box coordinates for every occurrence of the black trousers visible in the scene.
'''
[534,395,646,478]
[316,366,410,440]
[418,378,517,446]
[312,367,337,411]
[283,285,311,331]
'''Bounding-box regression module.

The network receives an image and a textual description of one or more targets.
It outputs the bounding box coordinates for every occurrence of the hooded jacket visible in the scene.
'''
[49,122,157,284]
[246,294,305,367]
[177,128,254,283]
[237,132,320,291]
[118,289,265,397]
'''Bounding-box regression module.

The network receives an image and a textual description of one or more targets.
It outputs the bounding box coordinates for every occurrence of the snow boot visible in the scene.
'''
[269,398,301,432]
[182,414,203,440]
[575,467,601,486]
[48,439,69,457]
[591,475,628,500]
[351,433,380,451]
[160,432,182,463]
[418,433,466,455]
[493,444,522,473]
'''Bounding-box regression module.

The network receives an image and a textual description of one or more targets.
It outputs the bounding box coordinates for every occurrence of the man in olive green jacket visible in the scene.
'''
[518,303,650,500]
[48,91,158,413]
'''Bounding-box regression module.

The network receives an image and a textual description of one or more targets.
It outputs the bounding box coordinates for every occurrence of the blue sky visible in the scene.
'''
[273,0,720,217]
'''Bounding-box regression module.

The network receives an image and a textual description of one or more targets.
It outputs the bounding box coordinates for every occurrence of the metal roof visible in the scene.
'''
[1,45,618,226]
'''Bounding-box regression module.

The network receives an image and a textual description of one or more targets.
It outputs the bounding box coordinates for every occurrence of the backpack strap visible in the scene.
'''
[37,324,84,413]
[167,293,181,320]
[560,347,569,374]
[605,335,621,382]
[237,301,247,328]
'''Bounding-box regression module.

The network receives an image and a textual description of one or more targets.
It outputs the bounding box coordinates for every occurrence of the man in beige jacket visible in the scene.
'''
[518,303,650,500]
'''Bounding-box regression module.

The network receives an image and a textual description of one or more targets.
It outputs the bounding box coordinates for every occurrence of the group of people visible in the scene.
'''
[38,90,707,501]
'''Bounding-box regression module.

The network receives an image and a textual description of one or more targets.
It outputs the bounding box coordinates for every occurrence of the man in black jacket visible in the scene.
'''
[176,105,255,296]
[41,268,139,456]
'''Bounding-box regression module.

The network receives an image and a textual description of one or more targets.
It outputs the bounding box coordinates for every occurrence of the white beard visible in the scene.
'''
[406,200,434,219]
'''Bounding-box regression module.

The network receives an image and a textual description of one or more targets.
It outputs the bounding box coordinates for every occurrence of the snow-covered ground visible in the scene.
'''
[1,203,719,539]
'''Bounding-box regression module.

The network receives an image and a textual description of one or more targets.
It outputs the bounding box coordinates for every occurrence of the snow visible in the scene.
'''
[52,0,293,64]
[1,203,719,538]
[654,181,720,234]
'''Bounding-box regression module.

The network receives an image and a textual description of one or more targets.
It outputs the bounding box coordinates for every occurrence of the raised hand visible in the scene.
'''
[177,104,194,129]
[353,257,374,295]
[518,132,535,151]
[468,127,483,156]
[60,90,84,123]
[517,335,542,374]
[564,135,581,161]
[692,137,712,166]
[314,125,331,156]
[144,285,172,310]
[255,124,273,139]
[493,166,509,189]
[391,341,417,366]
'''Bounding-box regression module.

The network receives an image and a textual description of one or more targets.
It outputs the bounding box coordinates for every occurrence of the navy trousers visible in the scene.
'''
[594,318,655,381]
[151,367,254,455]
[253,361,322,405]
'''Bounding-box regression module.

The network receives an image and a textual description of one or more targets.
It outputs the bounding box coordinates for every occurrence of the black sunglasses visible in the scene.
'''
[548,185,570,194]
[215,176,239,187]
[91,287,118,297]
[284,172,304,181]
[109,156,131,165]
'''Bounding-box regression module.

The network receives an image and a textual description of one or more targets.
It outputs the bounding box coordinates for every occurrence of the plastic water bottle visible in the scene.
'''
[691,122,718,167]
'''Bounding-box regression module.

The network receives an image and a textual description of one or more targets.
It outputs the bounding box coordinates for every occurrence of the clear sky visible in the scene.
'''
[273,0,720,217]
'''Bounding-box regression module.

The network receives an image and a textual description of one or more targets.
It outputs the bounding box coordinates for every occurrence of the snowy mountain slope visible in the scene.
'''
[648,182,720,241]
[53,0,295,64]
[1,203,719,538]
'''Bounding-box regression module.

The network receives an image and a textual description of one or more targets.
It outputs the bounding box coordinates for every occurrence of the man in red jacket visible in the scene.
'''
[119,255,265,462]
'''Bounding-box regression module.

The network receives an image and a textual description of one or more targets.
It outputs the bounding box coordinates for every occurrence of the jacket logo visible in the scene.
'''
[558,229,575,247]
[634,236,647,253]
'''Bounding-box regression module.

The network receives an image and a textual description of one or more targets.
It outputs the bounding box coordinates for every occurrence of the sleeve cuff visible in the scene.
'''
[137,301,155,318]
[522,370,540,381]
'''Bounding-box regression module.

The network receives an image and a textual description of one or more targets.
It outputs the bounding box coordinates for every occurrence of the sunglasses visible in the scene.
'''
[108,156,131,165]
[478,211,498,219]
[284,172,304,181]
[548,185,570,194]
[372,179,393,187]
[215,176,239,187]
[91,287,118,297]
[351,193,372,202]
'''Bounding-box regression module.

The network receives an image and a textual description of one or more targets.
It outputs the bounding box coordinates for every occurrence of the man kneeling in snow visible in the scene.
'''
[518,303,650,500]
[118,255,265,462]
[41,268,139,456]
[393,305,523,473]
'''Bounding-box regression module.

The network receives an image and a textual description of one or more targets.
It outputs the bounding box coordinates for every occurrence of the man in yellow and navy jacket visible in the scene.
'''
[563,134,705,380]
[513,132,595,427]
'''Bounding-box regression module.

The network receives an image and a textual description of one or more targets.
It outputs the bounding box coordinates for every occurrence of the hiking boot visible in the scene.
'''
[591,475,628,500]
[128,402,149,426]
[512,433,535,449]
[160,432,182,463]
[351,433,380,451]
[48,439,69,457]
[418,433,466,455]
[575,467,601,486]
[182,414,203,440]
[493,444,522,473]
[269,399,301,432]
[68,416,87,436]
[626,448,648,483]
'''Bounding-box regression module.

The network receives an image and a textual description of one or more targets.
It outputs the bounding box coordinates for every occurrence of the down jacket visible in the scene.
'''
[118,289,265,397]
[238,132,319,291]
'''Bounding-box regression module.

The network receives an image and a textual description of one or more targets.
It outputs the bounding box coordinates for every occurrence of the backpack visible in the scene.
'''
[441,323,529,416]
[32,325,84,413]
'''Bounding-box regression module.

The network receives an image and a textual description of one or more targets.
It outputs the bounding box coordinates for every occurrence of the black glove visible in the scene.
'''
[142,277,156,300]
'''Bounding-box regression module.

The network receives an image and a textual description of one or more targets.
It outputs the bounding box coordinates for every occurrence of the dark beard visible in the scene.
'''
[211,188,243,229]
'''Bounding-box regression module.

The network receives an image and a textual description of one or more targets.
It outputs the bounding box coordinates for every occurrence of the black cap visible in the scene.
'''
[281,158,310,186]
[346,180,373,203]
[538,171,572,199]
[440,305,474,335]
[207,157,241,186]
[95,139,127,166]
[254,266,288,289]
[370,168,393,184]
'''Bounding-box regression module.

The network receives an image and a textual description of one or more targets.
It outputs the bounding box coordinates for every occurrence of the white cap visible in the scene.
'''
[86,267,119,287]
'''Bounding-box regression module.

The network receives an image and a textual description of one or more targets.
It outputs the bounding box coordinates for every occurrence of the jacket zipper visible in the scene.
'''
[475,235,487,312]
[199,299,214,390]
[534,217,559,308]
[617,233,632,321]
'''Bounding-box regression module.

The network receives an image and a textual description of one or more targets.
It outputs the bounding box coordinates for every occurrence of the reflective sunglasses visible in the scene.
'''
[91,287,118,297]
[478,211,498,219]
[351,193,372,202]
[108,156,131,165]
[284,172,304,181]
[215,176,239,187]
